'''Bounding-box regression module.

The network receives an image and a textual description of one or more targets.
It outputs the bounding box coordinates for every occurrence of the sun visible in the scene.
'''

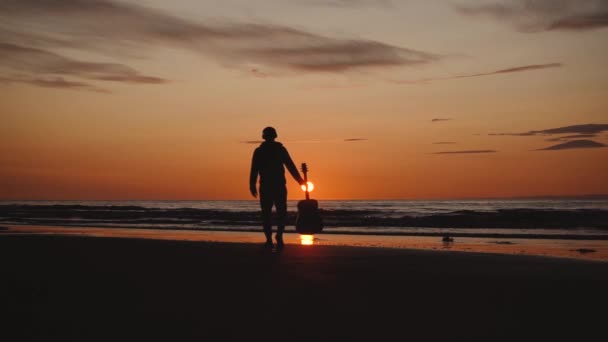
[300,182,314,192]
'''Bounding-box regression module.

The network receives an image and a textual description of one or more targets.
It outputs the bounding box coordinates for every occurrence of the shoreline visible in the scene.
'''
[2,222,607,240]
[2,224,607,262]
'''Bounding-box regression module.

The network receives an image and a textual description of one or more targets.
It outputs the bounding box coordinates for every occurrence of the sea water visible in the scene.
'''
[1,199,607,239]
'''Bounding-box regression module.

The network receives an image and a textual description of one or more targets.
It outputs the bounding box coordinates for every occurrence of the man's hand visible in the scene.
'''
[250,184,258,198]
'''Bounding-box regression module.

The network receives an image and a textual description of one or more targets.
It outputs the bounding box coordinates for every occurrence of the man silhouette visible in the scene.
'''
[250,127,305,249]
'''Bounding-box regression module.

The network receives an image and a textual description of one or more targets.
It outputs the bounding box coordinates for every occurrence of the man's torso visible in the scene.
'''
[255,141,287,187]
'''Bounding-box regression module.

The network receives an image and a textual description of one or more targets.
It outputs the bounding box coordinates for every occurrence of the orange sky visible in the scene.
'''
[1,0,607,200]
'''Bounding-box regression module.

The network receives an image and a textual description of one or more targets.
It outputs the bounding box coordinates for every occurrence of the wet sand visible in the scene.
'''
[2,234,607,341]
[4,224,608,261]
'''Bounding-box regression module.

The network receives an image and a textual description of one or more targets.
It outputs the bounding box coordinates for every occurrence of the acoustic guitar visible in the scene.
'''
[295,163,324,234]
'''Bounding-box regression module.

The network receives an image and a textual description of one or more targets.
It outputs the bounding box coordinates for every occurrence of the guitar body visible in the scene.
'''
[295,163,324,234]
[296,199,323,234]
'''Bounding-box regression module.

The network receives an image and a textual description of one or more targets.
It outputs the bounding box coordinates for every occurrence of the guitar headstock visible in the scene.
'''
[301,163,308,174]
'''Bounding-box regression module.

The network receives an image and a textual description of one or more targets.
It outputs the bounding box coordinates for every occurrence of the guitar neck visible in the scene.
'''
[302,163,310,200]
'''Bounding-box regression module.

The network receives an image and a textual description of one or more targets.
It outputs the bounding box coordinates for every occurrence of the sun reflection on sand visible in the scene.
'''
[299,234,314,245]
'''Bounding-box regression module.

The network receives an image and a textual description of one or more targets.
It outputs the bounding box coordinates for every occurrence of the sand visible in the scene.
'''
[4,225,608,261]
[2,234,607,341]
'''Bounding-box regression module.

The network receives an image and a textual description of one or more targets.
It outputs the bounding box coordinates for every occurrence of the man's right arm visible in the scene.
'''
[249,149,259,197]
[282,147,305,185]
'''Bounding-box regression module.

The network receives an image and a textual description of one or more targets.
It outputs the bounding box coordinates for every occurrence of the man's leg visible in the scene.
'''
[259,189,273,245]
[275,186,288,247]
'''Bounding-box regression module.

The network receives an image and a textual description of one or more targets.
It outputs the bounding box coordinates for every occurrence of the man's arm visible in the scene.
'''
[282,147,305,185]
[249,149,259,198]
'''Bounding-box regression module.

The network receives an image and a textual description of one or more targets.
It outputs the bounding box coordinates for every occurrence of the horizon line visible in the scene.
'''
[2,194,607,202]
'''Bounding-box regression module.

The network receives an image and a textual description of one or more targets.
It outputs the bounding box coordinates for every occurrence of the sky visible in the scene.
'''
[1,0,608,200]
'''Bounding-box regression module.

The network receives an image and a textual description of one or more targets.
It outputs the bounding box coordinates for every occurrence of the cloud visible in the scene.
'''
[0,0,438,79]
[456,0,608,32]
[432,118,451,122]
[249,68,269,78]
[243,40,436,73]
[537,140,607,151]
[489,132,536,136]
[433,150,497,154]
[243,138,368,144]
[0,75,108,93]
[491,123,608,136]
[490,124,608,151]
[300,0,392,8]
[394,63,561,84]
[432,142,457,144]
[297,81,364,90]
[545,134,597,142]
[0,42,166,90]
[455,63,562,77]
[532,123,608,135]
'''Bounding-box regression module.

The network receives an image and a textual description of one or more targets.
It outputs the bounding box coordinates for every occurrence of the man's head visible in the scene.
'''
[262,126,277,141]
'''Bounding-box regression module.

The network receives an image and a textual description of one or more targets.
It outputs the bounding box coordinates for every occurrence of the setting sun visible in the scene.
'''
[300,182,315,192]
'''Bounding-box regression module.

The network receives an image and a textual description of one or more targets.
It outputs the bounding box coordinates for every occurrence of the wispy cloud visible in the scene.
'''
[0,0,438,86]
[431,118,451,122]
[456,0,608,32]
[0,42,166,91]
[394,63,561,84]
[241,138,369,144]
[300,0,392,8]
[0,75,108,93]
[297,81,364,90]
[491,124,608,151]
[1,43,166,84]
[249,68,270,78]
[490,124,608,136]
[537,140,607,151]
[433,150,497,154]
[456,63,562,77]
[546,134,597,142]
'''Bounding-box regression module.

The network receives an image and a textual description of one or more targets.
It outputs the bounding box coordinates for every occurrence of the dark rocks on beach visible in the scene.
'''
[489,241,516,245]
[571,248,596,254]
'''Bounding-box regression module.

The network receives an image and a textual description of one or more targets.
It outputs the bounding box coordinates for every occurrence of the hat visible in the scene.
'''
[262,126,277,140]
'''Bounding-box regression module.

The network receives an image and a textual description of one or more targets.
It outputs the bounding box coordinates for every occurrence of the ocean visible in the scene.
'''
[1,199,607,239]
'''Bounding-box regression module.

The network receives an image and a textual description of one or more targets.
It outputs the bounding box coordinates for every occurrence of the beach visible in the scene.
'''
[2,233,607,341]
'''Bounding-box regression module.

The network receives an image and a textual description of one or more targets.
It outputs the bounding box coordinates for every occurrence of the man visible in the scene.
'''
[250,127,305,249]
